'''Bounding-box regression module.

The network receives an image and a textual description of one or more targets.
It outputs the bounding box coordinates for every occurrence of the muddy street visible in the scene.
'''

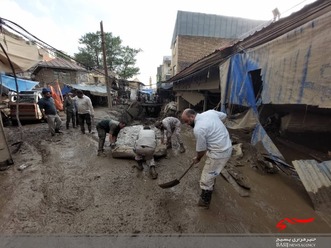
[0,106,331,235]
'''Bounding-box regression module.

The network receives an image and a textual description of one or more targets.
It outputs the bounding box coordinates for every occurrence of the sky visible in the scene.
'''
[1,0,316,87]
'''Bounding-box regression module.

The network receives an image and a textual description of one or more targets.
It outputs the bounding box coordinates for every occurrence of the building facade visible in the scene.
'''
[157,56,172,82]
[170,10,267,76]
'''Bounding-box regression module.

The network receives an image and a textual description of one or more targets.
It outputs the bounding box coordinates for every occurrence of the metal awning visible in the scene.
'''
[70,84,115,97]
[0,74,39,92]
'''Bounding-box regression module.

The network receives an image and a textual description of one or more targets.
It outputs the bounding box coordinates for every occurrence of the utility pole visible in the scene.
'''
[100,21,112,109]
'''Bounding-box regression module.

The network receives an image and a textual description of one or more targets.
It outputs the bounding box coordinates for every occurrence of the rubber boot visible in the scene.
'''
[149,166,158,179]
[179,143,186,153]
[55,129,63,133]
[135,160,144,171]
[198,190,213,209]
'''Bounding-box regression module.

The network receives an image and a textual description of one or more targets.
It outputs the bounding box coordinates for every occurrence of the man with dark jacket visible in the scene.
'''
[37,88,62,136]
[96,119,126,157]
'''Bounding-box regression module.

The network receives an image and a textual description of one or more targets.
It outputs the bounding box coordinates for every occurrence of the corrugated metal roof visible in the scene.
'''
[157,81,173,90]
[293,160,331,193]
[292,160,331,210]
[37,58,86,71]
[169,45,235,82]
[169,0,331,83]
[70,83,115,97]
[171,11,267,47]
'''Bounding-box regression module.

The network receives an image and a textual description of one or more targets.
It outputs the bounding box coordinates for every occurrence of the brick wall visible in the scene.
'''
[171,35,234,74]
[34,68,80,88]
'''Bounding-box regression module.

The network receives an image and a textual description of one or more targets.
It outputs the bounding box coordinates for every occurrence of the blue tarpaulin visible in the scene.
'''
[139,88,154,95]
[223,54,260,113]
[251,123,284,159]
[61,85,72,95]
[0,74,39,92]
[222,54,285,161]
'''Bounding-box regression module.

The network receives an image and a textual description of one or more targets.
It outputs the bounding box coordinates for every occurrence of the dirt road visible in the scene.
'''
[0,106,330,235]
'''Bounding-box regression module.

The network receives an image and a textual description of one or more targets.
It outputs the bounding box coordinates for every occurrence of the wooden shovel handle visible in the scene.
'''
[178,161,196,181]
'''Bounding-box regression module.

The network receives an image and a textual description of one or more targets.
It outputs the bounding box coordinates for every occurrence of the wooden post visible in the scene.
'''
[0,117,13,166]
[100,21,112,109]
[203,91,208,111]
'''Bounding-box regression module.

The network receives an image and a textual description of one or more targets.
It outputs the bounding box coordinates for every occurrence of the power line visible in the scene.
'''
[0,17,110,77]
[280,0,316,17]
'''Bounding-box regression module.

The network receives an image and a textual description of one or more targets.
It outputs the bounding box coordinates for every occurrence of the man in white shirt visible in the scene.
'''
[181,108,232,209]
[74,90,94,134]
[133,125,158,179]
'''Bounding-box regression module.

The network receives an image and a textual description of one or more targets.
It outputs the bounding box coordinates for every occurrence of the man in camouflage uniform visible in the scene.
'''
[155,116,185,153]
[162,101,177,118]
[63,93,76,129]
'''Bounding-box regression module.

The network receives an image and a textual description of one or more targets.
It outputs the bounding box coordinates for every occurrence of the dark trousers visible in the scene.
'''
[78,113,92,133]
[97,126,107,152]
[66,111,76,128]
[75,112,79,127]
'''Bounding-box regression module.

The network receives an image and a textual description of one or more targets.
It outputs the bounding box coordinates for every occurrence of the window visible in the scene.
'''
[249,69,263,101]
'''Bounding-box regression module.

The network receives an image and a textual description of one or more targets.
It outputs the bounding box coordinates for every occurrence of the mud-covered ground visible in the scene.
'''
[0,106,331,235]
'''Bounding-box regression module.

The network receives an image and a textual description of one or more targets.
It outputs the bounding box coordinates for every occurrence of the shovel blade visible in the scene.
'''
[158,179,180,189]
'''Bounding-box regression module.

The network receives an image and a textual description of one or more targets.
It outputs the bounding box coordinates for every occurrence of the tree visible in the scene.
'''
[74,31,141,79]
[74,51,95,69]
[116,46,142,79]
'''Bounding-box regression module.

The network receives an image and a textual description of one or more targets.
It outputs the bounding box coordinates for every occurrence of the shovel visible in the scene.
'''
[158,161,195,189]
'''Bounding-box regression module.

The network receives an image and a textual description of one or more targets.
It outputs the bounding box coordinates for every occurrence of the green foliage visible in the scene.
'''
[74,31,141,79]
[117,46,142,79]
[74,51,95,69]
